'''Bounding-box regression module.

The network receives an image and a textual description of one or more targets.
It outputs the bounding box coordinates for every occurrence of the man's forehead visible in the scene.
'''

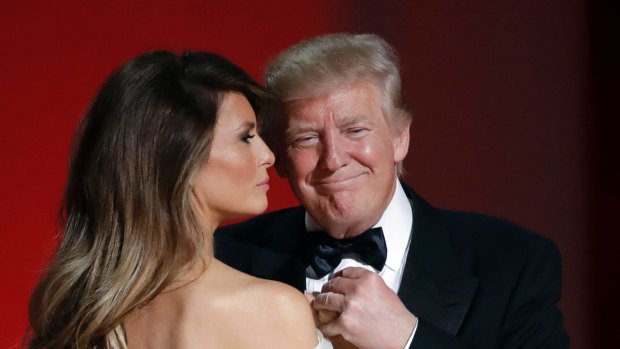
[284,85,385,129]
[286,112,372,130]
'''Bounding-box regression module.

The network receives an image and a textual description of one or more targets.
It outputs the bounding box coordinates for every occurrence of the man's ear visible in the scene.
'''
[393,124,410,163]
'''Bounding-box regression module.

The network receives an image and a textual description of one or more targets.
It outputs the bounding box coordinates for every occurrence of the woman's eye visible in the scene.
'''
[242,134,256,143]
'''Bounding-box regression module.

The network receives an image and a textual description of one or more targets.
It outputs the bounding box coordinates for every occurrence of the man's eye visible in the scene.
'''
[242,134,256,143]
[346,128,368,138]
[291,135,318,148]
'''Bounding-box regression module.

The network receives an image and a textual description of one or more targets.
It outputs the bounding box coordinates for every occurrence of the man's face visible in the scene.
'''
[282,81,409,238]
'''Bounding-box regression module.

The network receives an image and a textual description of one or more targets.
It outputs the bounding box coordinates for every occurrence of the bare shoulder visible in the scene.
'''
[194,261,318,348]
[238,278,318,348]
[126,260,319,349]
[255,279,315,321]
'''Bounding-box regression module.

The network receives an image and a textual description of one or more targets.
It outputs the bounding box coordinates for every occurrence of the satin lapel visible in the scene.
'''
[398,185,478,336]
[248,206,308,292]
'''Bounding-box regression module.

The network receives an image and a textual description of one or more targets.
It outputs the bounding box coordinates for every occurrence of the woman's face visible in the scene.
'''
[191,92,274,225]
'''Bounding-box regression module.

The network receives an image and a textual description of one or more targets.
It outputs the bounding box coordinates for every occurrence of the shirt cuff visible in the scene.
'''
[403,317,418,348]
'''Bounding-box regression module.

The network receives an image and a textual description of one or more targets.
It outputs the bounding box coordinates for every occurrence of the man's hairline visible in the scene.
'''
[278,78,403,133]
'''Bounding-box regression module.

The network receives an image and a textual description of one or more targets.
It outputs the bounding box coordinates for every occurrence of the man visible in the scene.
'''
[215,33,568,348]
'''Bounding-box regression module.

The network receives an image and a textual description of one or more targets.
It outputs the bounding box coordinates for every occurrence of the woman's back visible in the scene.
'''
[125,260,319,349]
[27,51,323,349]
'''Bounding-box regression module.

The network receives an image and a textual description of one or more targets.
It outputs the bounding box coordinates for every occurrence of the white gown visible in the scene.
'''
[313,329,333,349]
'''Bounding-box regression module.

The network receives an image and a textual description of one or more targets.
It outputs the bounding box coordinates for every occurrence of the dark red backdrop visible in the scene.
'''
[2,1,615,348]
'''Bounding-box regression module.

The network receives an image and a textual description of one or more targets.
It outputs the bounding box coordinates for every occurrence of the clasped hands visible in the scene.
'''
[307,267,417,349]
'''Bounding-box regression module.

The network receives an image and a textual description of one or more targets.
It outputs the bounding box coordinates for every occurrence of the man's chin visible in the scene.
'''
[314,208,378,238]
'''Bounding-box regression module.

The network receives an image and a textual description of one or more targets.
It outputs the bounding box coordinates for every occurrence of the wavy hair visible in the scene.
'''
[27,51,267,349]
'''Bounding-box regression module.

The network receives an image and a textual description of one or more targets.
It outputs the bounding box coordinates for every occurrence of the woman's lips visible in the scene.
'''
[257,178,270,190]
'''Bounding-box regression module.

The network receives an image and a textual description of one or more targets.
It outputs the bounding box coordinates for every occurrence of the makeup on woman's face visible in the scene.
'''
[191,92,275,224]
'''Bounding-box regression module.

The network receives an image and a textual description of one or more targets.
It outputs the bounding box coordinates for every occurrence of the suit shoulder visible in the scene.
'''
[216,206,303,242]
[214,207,306,268]
[432,208,560,267]
[441,209,551,246]
[406,185,554,253]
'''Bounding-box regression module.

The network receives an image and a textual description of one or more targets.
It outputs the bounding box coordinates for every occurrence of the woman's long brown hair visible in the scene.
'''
[27,51,267,349]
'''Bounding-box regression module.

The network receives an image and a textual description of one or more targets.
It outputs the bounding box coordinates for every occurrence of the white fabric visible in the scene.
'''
[312,329,334,349]
[305,179,417,348]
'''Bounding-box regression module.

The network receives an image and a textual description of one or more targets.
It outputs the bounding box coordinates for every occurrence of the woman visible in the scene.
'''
[27,51,330,348]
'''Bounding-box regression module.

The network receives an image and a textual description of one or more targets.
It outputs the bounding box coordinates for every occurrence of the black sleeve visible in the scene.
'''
[497,238,569,348]
[410,237,568,349]
[410,319,472,348]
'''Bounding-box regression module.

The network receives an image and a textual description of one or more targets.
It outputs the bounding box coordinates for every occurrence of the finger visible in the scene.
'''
[313,291,344,312]
[303,292,320,325]
[317,309,339,324]
[330,335,358,349]
[335,266,373,279]
[321,276,357,294]
[304,291,316,304]
[318,317,343,338]
[321,277,337,293]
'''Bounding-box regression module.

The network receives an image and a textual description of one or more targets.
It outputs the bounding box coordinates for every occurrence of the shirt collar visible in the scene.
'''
[304,179,413,271]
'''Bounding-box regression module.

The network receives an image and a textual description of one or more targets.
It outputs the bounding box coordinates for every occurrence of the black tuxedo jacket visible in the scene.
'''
[215,185,568,348]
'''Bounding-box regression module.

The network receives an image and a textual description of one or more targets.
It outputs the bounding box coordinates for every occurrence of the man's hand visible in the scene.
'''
[313,267,417,349]
[307,292,357,349]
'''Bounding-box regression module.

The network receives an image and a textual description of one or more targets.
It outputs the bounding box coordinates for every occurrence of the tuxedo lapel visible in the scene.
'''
[399,255,478,336]
[398,185,478,336]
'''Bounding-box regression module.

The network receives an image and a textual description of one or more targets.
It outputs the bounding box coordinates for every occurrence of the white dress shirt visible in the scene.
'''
[305,180,418,347]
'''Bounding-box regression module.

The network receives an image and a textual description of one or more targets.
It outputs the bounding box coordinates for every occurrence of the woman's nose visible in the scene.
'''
[257,136,275,167]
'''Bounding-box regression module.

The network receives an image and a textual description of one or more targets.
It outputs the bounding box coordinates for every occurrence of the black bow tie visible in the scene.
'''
[303,227,388,279]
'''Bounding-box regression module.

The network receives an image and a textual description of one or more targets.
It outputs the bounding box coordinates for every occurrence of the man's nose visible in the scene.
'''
[319,132,348,171]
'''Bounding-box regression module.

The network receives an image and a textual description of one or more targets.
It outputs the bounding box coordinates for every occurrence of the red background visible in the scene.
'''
[1,1,616,348]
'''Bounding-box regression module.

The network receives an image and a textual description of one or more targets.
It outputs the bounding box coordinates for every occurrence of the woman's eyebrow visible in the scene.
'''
[235,121,256,131]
